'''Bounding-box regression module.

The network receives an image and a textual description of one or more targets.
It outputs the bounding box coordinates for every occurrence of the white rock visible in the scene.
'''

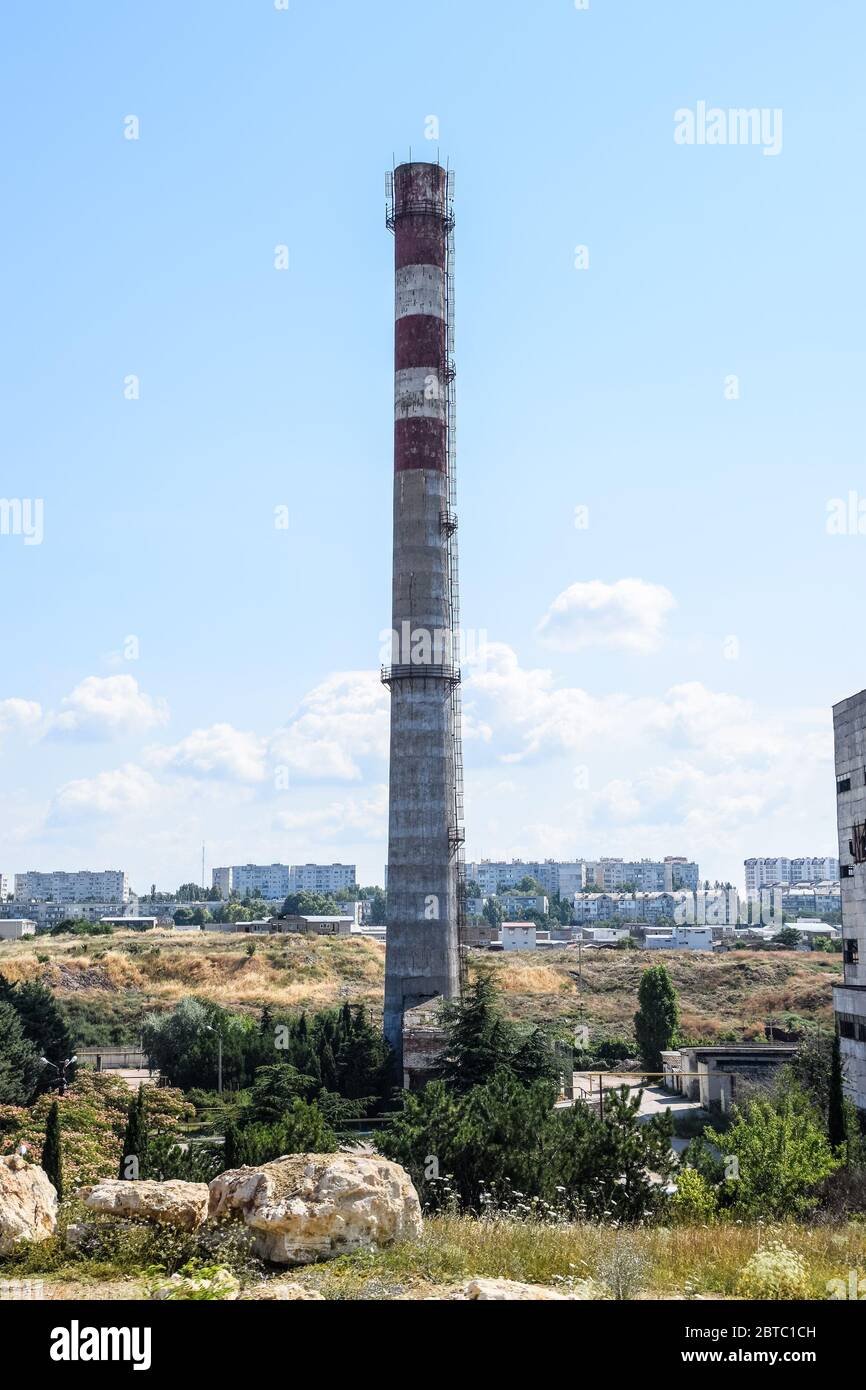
[83,1179,209,1231]
[0,1156,58,1254]
[449,1278,600,1301]
[209,1152,422,1265]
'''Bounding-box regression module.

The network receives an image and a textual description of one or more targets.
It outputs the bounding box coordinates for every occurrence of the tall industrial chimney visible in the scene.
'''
[382,161,464,1071]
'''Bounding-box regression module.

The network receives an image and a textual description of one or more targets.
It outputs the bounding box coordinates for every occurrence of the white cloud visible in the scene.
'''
[48,676,169,739]
[274,785,388,840]
[269,671,388,781]
[48,763,159,824]
[537,578,676,653]
[147,723,268,784]
[0,698,42,737]
[464,641,835,881]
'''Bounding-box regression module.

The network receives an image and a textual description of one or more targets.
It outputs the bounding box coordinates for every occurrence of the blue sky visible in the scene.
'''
[1,0,862,892]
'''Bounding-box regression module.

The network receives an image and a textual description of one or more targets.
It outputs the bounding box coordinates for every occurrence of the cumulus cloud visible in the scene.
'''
[147,723,268,784]
[537,578,676,653]
[464,640,834,879]
[48,763,159,824]
[0,698,42,737]
[269,671,389,781]
[47,676,169,739]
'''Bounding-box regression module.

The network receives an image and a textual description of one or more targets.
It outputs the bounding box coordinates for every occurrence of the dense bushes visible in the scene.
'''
[0,973,76,1101]
[141,998,389,1100]
[381,1072,674,1220]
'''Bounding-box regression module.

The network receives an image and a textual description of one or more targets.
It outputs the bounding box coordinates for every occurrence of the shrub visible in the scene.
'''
[147,1263,240,1301]
[669,1167,717,1224]
[736,1242,810,1300]
[706,1095,839,1220]
[596,1236,650,1300]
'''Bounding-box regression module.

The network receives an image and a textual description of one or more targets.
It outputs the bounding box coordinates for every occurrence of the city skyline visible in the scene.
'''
[1,0,857,891]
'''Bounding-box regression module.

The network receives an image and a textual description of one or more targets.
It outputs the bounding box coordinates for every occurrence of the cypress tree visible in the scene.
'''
[828,1026,846,1153]
[634,964,680,1073]
[42,1100,64,1200]
[119,1089,149,1180]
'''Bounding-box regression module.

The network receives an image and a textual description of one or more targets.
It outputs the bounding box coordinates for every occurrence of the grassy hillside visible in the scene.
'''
[0,930,840,1046]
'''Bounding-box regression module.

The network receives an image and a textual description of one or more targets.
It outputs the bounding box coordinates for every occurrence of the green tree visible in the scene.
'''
[634,964,680,1072]
[0,973,75,1092]
[381,1073,672,1220]
[482,897,503,929]
[706,1095,838,1219]
[42,1101,64,1200]
[438,975,514,1092]
[0,998,42,1104]
[776,925,802,948]
[368,888,387,926]
[119,1089,149,1180]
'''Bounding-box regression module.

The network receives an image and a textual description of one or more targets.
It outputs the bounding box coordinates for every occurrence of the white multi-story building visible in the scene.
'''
[288,863,357,895]
[744,856,839,892]
[584,858,700,892]
[572,891,682,924]
[833,689,866,1119]
[0,874,9,901]
[212,864,293,900]
[14,870,129,904]
[466,860,563,895]
[211,863,357,900]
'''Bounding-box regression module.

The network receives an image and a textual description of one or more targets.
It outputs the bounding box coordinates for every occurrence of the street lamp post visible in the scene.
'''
[40,1055,77,1096]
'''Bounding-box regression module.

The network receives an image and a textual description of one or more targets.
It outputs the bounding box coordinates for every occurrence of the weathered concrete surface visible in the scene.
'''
[0,1156,57,1253]
[82,1179,209,1231]
[384,161,462,1067]
[208,1152,422,1265]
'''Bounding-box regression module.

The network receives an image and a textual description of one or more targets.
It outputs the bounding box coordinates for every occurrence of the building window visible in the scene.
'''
[852,823,866,865]
[838,775,852,793]
[844,940,860,966]
[839,1019,856,1040]
[842,865,854,878]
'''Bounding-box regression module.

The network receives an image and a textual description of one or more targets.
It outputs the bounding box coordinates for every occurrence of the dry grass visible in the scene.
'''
[264,1215,866,1301]
[0,933,840,1041]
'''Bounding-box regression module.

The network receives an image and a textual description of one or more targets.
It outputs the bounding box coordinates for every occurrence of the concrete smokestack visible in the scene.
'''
[383,161,464,1071]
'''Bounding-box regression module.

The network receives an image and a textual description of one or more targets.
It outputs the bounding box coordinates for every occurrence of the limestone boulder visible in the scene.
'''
[446,1278,603,1301]
[82,1179,209,1231]
[0,1156,58,1254]
[208,1153,422,1265]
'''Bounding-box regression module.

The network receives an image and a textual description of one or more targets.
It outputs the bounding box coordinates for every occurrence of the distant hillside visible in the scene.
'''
[0,930,840,1046]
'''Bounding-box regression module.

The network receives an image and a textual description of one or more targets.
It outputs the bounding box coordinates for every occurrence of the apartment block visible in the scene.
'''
[833,688,866,1118]
[212,864,292,900]
[288,863,357,895]
[14,869,129,904]
[744,856,839,893]
[583,858,699,892]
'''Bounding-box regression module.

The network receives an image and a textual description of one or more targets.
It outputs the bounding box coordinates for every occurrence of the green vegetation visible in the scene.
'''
[634,963,679,1070]
[41,1101,64,1200]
